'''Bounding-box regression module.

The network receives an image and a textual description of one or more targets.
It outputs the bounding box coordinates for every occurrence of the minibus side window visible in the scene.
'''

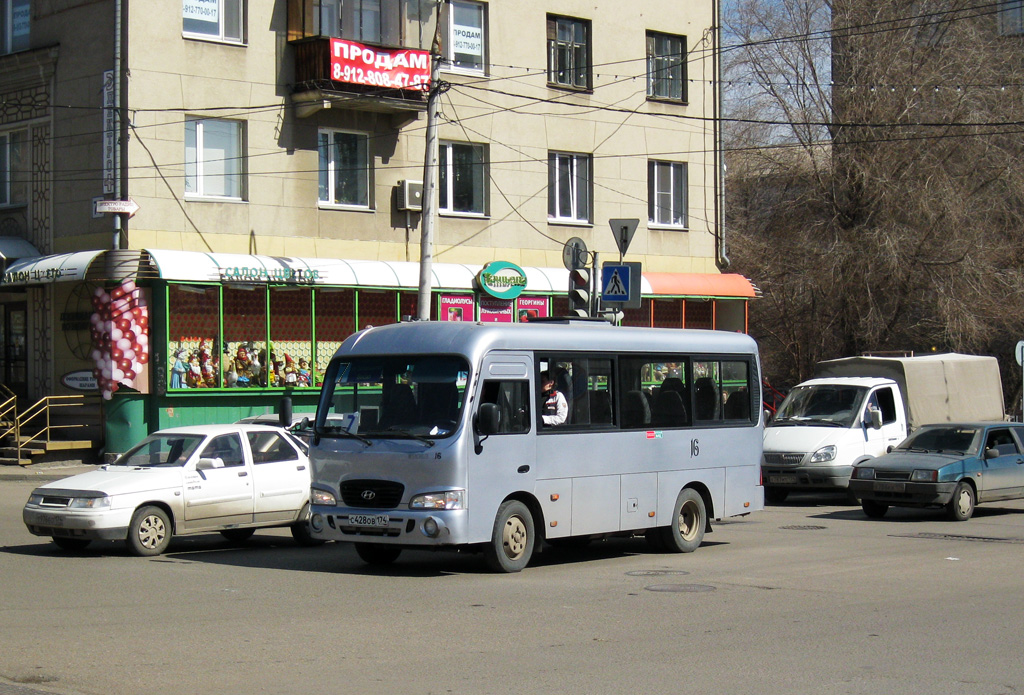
[619,356,691,429]
[537,355,614,429]
[480,380,530,434]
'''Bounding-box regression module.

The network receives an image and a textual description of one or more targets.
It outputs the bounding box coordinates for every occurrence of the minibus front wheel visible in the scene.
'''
[484,500,536,573]
[660,488,706,553]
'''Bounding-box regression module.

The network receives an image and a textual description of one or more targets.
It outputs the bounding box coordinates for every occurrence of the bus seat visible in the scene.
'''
[724,389,749,420]
[380,383,416,428]
[653,390,687,427]
[589,391,612,424]
[694,377,718,420]
[622,390,650,428]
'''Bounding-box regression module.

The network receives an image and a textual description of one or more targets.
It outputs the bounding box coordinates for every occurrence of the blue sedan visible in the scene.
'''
[849,422,1024,521]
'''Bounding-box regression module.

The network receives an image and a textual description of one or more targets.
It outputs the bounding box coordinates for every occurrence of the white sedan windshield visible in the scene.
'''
[115,434,205,467]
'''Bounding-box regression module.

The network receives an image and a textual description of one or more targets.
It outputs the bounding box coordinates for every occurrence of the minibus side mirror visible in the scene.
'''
[476,403,501,436]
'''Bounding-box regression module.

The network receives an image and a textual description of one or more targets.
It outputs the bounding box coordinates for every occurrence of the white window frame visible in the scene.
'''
[182,0,245,44]
[1000,0,1024,35]
[445,0,486,74]
[318,129,371,209]
[1,0,29,54]
[646,31,686,103]
[548,151,591,224]
[185,118,245,200]
[0,129,25,207]
[439,141,487,216]
[648,160,687,229]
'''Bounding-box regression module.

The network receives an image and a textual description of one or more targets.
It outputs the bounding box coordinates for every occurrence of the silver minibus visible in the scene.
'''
[307,319,764,572]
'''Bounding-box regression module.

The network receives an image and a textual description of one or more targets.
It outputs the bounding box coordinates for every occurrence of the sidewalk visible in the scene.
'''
[0,459,100,483]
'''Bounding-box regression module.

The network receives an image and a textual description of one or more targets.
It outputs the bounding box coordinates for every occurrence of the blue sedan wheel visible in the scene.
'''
[945,481,975,521]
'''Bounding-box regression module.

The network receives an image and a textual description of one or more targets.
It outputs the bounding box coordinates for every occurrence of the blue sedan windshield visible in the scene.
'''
[896,426,979,454]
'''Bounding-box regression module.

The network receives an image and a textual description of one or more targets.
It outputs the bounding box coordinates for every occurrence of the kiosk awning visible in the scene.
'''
[0,237,40,260]
[1,250,104,284]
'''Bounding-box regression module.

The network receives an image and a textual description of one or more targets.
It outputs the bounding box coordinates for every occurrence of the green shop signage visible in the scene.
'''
[476,261,526,300]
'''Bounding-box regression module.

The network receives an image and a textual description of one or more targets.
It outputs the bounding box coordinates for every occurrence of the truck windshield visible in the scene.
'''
[771,384,868,428]
[317,355,470,440]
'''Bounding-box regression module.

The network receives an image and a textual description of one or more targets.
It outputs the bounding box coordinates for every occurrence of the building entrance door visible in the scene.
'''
[0,302,28,400]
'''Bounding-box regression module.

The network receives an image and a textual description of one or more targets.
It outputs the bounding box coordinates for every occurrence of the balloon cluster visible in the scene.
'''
[90,280,150,400]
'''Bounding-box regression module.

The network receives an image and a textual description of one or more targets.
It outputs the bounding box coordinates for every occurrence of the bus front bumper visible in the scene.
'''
[309,505,469,546]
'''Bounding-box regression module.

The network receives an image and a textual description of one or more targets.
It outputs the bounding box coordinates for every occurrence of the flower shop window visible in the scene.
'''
[357,289,397,331]
[224,285,269,388]
[168,284,221,390]
[269,287,314,387]
[314,288,355,386]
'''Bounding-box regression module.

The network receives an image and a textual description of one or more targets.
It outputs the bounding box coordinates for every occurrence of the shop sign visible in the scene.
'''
[476,261,526,300]
[516,296,548,322]
[329,39,430,91]
[219,266,321,284]
[61,370,98,392]
[479,297,514,323]
[440,294,474,322]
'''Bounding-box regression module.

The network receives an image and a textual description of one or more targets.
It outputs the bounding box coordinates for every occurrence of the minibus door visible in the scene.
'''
[470,353,537,528]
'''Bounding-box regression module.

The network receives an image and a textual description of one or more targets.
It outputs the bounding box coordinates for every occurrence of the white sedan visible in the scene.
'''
[23,424,318,556]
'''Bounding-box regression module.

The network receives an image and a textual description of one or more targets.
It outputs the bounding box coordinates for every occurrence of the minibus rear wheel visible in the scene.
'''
[660,488,706,553]
[484,500,535,572]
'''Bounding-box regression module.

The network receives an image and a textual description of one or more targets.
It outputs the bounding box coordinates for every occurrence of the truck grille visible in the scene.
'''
[763,453,804,466]
[341,479,405,509]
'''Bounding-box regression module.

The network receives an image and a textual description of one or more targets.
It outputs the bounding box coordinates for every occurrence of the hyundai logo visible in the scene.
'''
[361,490,376,501]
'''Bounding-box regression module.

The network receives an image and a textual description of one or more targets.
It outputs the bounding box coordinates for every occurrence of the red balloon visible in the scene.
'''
[110,347,124,361]
[137,352,150,364]
[124,369,136,380]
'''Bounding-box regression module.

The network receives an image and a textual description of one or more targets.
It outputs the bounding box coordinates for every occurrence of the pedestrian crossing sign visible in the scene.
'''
[602,264,631,302]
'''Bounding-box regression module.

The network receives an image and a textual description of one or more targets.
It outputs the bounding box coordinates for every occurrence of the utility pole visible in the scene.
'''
[417,0,443,321]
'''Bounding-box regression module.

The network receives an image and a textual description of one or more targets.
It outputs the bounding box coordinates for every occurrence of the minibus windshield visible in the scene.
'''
[317,355,470,440]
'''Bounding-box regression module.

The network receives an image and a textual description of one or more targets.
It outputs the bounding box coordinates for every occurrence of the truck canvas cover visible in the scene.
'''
[813,353,1004,429]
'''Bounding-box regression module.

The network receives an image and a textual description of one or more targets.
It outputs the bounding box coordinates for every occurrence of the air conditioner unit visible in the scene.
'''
[397,180,424,212]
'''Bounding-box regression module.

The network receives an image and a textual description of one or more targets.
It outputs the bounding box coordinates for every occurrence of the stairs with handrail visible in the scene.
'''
[0,385,100,466]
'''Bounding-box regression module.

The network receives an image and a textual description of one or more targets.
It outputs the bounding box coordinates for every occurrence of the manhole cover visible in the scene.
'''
[644,584,716,593]
[779,525,827,530]
[625,570,690,577]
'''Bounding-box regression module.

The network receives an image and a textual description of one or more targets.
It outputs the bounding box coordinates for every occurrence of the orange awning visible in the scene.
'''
[643,272,760,299]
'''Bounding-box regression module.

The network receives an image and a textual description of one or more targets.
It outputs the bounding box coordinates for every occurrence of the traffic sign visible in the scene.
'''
[94,198,140,217]
[562,237,588,271]
[601,264,630,302]
[608,218,639,257]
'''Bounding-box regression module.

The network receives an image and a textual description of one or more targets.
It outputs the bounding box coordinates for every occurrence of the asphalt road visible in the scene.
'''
[2,478,1024,695]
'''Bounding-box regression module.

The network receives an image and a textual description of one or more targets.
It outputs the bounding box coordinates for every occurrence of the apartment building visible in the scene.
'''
[0,0,757,449]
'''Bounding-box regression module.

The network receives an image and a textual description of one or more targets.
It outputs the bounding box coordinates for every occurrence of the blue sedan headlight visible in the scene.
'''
[910,469,938,482]
[854,467,875,480]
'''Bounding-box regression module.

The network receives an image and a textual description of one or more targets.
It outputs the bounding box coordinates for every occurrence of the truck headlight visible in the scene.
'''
[810,445,837,463]
[853,467,875,480]
[410,490,465,510]
[70,495,111,509]
[311,488,337,506]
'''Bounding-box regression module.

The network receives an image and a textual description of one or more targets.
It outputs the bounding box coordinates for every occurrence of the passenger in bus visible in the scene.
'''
[540,371,568,426]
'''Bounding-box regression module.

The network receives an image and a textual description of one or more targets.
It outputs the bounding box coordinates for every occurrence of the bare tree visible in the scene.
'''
[724,0,1024,412]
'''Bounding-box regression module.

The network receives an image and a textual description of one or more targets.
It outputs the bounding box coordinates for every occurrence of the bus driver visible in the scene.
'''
[541,370,568,426]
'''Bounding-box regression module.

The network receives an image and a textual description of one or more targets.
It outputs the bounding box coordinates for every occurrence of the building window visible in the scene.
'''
[185,118,244,199]
[318,130,370,208]
[1,0,29,54]
[183,0,244,43]
[546,15,590,90]
[1000,0,1024,34]
[647,32,685,102]
[439,141,486,215]
[446,0,485,72]
[548,152,591,223]
[648,160,687,228]
[0,130,26,207]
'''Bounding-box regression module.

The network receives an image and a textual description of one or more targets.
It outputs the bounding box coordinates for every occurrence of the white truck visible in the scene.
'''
[761,353,1005,503]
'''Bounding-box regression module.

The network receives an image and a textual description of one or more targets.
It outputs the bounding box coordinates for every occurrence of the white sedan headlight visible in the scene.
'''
[70,496,111,509]
[810,445,837,463]
[410,490,466,510]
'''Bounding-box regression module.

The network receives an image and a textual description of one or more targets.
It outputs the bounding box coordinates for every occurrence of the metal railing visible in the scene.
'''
[3,393,98,465]
[0,383,18,448]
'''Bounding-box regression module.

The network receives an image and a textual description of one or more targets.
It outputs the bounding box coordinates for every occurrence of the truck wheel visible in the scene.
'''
[765,488,788,504]
[355,543,402,565]
[946,481,975,521]
[861,500,889,519]
[126,505,172,556]
[484,500,535,572]
[659,488,706,553]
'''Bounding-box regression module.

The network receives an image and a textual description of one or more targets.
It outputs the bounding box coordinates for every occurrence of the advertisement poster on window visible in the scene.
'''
[329,39,430,91]
[440,295,475,322]
[516,296,548,322]
[183,0,218,22]
[479,297,514,323]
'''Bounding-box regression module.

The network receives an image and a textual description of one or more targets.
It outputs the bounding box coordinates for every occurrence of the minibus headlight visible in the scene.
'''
[70,495,111,509]
[910,469,938,483]
[410,490,465,510]
[311,488,337,506]
[810,445,837,463]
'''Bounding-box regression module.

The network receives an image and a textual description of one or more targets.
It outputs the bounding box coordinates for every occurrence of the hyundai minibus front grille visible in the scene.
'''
[341,479,405,509]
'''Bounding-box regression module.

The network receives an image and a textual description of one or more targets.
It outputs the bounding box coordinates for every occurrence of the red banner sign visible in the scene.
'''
[329,39,430,91]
